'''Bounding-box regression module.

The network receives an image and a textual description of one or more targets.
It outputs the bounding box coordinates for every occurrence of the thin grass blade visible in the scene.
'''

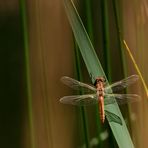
[19,0,35,147]
[123,40,148,98]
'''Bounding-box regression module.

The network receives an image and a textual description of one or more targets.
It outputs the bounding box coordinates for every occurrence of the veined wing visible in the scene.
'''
[61,76,96,93]
[104,94,141,105]
[60,94,97,106]
[105,75,139,92]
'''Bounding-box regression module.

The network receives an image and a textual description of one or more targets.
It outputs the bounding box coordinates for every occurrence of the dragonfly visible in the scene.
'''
[60,75,141,125]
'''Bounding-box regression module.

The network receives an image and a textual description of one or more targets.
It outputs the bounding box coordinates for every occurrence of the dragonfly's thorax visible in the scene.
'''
[94,77,105,97]
[96,84,104,96]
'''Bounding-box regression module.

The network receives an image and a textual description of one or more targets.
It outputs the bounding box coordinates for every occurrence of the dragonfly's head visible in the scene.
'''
[94,77,106,86]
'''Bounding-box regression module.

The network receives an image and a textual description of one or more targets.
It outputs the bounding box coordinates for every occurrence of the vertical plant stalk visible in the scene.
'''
[83,0,103,146]
[101,0,117,147]
[100,0,111,79]
[123,40,148,97]
[112,0,127,75]
[19,0,35,148]
[112,0,132,134]
[74,43,90,148]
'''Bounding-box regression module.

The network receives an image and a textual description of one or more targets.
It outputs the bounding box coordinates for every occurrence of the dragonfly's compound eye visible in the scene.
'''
[94,79,99,86]
[99,77,105,82]
[94,76,106,86]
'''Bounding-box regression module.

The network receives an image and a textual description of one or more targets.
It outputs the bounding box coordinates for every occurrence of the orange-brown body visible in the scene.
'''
[94,77,105,123]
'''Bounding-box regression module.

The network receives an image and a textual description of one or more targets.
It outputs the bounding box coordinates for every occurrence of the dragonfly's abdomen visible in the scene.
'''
[97,88,104,97]
[95,79,105,123]
[99,96,105,123]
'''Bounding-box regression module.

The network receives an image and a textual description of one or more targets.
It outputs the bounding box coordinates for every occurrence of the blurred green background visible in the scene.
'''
[0,0,148,148]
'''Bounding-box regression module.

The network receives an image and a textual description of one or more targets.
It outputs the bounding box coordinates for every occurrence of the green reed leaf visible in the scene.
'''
[63,0,134,147]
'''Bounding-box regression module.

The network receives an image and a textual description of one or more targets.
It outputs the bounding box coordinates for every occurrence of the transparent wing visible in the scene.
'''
[105,110,122,125]
[104,94,141,105]
[61,76,96,93]
[59,94,97,106]
[105,75,139,92]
